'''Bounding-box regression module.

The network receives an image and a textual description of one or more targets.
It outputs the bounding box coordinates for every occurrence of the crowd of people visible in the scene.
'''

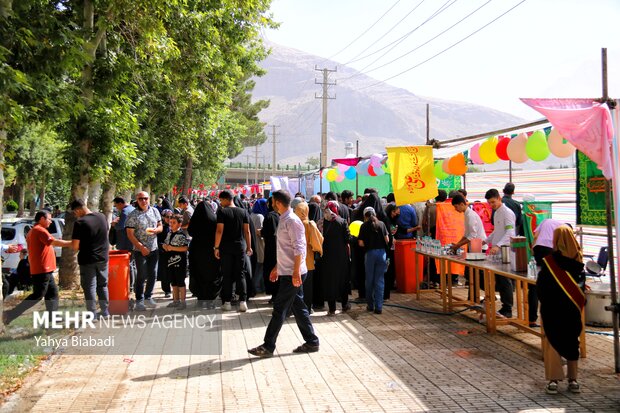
[1,183,587,393]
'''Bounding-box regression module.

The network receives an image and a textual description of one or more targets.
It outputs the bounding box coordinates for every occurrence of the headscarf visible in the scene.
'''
[294,201,310,223]
[308,199,322,223]
[553,225,583,262]
[353,193,386,222]
[323,201,339,222]
[290,197,304,211]
[252,198,268,217]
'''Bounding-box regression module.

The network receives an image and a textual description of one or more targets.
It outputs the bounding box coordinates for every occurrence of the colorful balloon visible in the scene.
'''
[344,166,357,180]
[442,158,453,174]
[506,133,528,163]
[434,160,449,180]
[469,143,483,165]
[326,168,337,182]
[547,128,576,158]
[447,153,468,176]
[381,161,390,173]
[349,220,363,237]
[526,130,551,161]
[373,165,385,176]
[335,173,345,182]
[370,153,383,168]
[356,159,370,176]
[337,162,349,173]
[479,137,499,164]
[368,164,377,177]
[495,137,511,161]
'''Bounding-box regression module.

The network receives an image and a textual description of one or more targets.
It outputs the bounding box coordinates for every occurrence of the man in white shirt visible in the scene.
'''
[450,194,486,252]
[485,189,516,318]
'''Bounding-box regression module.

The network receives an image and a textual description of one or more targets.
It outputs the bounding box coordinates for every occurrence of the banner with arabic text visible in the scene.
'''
[386,146,438,205]
[577,151,614,226]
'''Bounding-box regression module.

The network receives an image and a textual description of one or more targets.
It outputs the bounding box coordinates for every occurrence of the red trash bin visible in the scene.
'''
[108,250,130,315]
[394,239,423,293]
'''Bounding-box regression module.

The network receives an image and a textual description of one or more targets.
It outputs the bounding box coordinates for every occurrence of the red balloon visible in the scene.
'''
[495,137,511,161]
[368,165,377,177]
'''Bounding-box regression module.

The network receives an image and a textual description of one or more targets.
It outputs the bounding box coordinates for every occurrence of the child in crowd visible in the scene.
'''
[163,214,190,310]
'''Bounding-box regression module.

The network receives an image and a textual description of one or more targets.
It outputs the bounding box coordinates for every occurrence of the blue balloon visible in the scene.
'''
[345,166,357,180]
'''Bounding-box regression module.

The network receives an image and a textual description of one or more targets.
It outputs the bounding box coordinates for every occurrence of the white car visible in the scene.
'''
[1,218,65,274]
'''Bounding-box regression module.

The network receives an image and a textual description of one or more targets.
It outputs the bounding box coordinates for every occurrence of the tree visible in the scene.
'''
[306,156,320,169]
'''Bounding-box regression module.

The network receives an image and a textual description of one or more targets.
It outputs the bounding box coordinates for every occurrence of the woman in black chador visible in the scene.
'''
[321,201,351,315]
[187,200,221,308]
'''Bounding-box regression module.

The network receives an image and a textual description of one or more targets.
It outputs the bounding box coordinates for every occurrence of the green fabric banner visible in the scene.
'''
[577,151,614,226]
[438,175,461,193]
[330,173,393,196]
[523,201,553,259]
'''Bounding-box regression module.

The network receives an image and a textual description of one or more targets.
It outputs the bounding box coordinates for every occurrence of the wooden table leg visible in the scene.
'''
[439,258,447,313]
[515,280,523,321]
[486,269,497,333]
[447,260,453,311]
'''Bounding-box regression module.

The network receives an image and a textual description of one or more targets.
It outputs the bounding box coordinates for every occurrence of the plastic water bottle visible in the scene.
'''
[528,257,537,279]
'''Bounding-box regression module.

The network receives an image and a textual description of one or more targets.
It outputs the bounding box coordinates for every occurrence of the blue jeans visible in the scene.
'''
[263,274,319,352]
[133,250,158,301]
[365,249,387,311]
[79,262,109,315]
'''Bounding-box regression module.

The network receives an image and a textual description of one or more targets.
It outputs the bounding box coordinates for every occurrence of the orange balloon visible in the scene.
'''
[448,153,468,176]
[548,128,576,158]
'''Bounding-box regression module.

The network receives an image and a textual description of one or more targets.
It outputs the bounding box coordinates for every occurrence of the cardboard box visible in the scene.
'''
[510,236,527,272]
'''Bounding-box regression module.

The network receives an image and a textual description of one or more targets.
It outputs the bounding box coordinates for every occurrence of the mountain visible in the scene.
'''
[241,42,525,166]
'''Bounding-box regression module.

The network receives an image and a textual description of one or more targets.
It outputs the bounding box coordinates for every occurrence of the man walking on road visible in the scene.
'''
[126,191,163,311]
[3,211,72,325]
[71,199,110,318]
[248,189,319,358]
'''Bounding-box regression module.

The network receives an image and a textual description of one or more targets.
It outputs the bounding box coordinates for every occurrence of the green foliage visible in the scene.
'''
[306,156,320,168]
[2,0,275,199]
[5,199,18,212]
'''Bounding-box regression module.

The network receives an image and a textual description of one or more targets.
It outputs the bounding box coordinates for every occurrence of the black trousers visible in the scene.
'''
[303,270,314,311]
[220,250,247,302]
[4,272,58,325]
[384,249,394,299]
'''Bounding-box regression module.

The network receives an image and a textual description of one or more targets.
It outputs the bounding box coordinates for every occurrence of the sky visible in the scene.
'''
[263,0,620,120]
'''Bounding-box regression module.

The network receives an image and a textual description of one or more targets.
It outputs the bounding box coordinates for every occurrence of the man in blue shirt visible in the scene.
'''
[112,197,136,292]
[385,203,420,240]
[248,189,319,358]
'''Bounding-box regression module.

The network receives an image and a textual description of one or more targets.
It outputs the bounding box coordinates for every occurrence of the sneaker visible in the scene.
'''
[366,305,374,312]
[374,309,382,315]
[248,345,273,358]
[238,301,248,312]
[221,302,232,311]
[135,301,147,311]
[545,381,558,395]
[167,301,179,308]
[498,308,513,319]
[177,301,187,310]
[164,293,171,299]
[327,310,336,317]
[128,298,136,311]
[341,303,352,313]
[568,380,580,393]
[145,298,157,309]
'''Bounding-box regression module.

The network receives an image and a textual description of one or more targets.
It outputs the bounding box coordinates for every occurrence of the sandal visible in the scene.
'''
[248,345,273,358]
[568,380,580,393]
[545,380,558,395]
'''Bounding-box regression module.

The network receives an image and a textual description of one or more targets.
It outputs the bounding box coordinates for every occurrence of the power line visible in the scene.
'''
[326,0,402,61]
[350,0,494,80]
[343,0,428,66]
[355,0,528,91]
[348,0,458,80]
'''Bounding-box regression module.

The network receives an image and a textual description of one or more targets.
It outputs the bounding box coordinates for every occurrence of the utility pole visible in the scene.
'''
[244,154,251,185]
[315,66,337,169]
[425,103,430,145]
[355,140,359,197]
[254,145,261,184]
[269,125,280,175]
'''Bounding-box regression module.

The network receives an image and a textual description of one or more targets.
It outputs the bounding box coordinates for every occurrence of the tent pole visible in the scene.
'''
[601,47,619,374]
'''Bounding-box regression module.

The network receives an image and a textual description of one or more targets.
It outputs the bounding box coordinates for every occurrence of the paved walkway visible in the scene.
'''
[2,291,619,413]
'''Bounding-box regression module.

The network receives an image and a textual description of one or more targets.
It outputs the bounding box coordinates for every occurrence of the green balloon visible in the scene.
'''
[434,160,449,180]
[525,130,551,161]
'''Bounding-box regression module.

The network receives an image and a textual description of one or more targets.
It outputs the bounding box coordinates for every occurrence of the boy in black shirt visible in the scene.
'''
[163,214,189,310]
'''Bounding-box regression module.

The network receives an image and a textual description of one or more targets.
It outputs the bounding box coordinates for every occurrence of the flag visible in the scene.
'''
[386,146,438,205]
[523,201,553,259]
[270,176,289,192]
[576,151,614,226]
